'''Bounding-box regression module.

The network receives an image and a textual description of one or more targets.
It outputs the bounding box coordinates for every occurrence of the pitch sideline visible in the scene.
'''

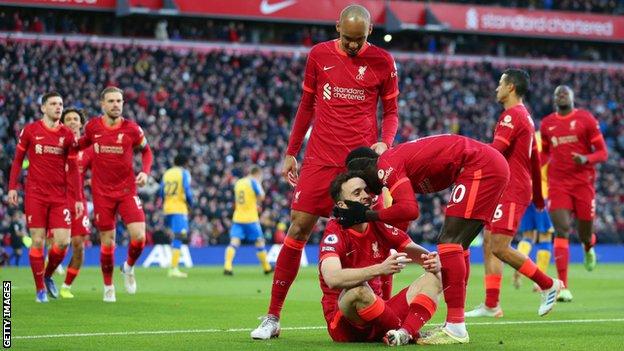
[14,318,624,339]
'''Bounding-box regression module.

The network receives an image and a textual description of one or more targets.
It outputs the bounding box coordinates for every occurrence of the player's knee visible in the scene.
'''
[255,239,266,248]
[286,222,311,242]
[31,236,45,248]
[347,285,375,306]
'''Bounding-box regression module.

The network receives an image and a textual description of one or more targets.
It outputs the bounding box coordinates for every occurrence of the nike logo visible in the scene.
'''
[491,218,501,223]
[548,126,557,131]
[323,66,335,71]
[35,136,44,140]
[260,0,297,15]
[94,134,102,138]
[346,250,356,256]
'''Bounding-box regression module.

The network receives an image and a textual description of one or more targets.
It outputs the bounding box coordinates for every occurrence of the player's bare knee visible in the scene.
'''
[31,236,45,248]
[288,211,317,242]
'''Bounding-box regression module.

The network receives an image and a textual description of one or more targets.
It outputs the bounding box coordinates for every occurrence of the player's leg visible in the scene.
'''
[253,224,272,275]
[465,229,504,318]
[489,232,561,316]
[168,214,189,278]
[575,188,597,271]
[43,227,71,299]
[387,273,440,345]
[550,208,572,299]
[224,233,241,275]
[119,195,147,295]
[94,194,118,302]
[339,285,401,337]
[426,216,483,343]
[28,227,47,302]
[536,231,553,275]
[61,235,85,298]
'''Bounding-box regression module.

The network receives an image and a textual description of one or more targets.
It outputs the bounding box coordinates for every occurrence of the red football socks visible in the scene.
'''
[101,245,115,285]
[64,267,80,286]
[268,237,306,318]
[518,258,553,290]
[401,293,437,338]
[357,295,401,331]
[484,274,502,308]
[437,243,466,323]
[127,239,145,267]
[44,244,68,279]
[554,238,569,288]
[29,247,45,290]
[463,249,471,288]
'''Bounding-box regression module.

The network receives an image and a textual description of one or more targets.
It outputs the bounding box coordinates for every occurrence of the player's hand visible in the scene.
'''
[282,155,299,187]
[571,152,588,165]
[75,201,84,218]
[421,251,441,274]
[135,172,148,187]
[7,190,19,206]
[376,252,412,275]
[333,200,368,227]
[370,142,389,155]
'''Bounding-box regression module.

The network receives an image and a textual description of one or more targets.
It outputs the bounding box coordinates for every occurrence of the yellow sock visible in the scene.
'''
[536,250,551,273]
[256,250,271,272]
[517,240,533,257]
[224,246,236,271]
[171,249,181,269]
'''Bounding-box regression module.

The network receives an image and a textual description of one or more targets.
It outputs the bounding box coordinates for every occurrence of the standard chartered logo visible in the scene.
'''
[322,83,365,101]
[323,83,332,100]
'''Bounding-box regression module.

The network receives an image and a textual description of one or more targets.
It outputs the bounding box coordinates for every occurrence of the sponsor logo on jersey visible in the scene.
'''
[94,142,124,154]
[378,167,394,185]
[551,135,579,147]
[322,83,365,101]
[499,115,514,129]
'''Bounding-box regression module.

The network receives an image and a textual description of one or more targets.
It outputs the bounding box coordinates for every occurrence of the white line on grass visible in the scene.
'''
[15,318,624,340]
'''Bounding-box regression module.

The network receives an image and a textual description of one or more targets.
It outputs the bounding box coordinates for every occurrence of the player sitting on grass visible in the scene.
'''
[318,171,441,346]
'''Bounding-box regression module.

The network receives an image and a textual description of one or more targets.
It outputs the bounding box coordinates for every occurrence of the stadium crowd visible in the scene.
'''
[0,40,622,249]
[1,7,623,63]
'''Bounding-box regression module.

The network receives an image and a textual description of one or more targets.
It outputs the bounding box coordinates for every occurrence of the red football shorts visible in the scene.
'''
[445,148,510,223]
[93,194,145,231]
[291,163,345,217]
[327,288,409,342]
[485,201,529,236]
[548,183,595,221]
[70,201,90,237]
[24,195,71,230]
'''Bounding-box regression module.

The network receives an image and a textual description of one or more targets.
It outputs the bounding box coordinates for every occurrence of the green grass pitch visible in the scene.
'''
[4,263,624,350]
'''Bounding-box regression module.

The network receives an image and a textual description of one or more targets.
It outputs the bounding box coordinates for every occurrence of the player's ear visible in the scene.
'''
[335,21,340,34]
[40,104,45,114]
[336,200,348,209]
[368,23,373,35]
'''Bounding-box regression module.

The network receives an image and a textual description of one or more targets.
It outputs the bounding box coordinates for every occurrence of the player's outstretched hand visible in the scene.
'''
[75,201,84,218]
[370,142,389,155]
[333,200,368,227]
[377,252,412,275]
[571,152,588,165]
[282,155,299,187]
[7,190,18,206]
[135,172,148,187]
[421,252,441,274]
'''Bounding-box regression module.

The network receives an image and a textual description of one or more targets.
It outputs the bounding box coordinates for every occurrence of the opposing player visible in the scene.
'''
[540,85,608,301]
[320,172,441,346]
[59,108,94,298]
[338,134,514,344]
[8,92,83,302]
[466,69,561,318]
[224,166,271,275]
[251,4,399,339]
[160,154,193,278]
[78,87,153,302]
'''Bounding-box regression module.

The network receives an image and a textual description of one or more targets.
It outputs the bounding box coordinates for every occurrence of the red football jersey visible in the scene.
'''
[290,39,399,166]
[80,117,147,198]
[318,219,412,324]
[9,120,75,202]
[540,109,604,186]
[492,104,535,204]
[377,135,489,194]
[66,146,93,205]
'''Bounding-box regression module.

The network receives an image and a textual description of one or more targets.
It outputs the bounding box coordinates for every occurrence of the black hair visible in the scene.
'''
[502,68,530,99]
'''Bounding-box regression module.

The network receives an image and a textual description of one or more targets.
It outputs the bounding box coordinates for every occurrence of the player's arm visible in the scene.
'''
[133,130,153,186]
[375,56,400,153]
[530,143,545,210]
[182,170,194,208]
[320,253,411,290]
[8,128,30,206]
[539,124,551,166]
[368,179,420,224]
[490,119,514,154]
[574,119,608,165]
[251,178,265,203]
[402,242,441,274]
[76,123,92,149]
